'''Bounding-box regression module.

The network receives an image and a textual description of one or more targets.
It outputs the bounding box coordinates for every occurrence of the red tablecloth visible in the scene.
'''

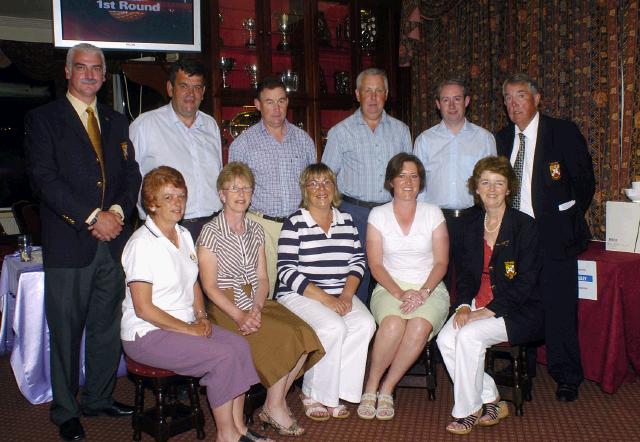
[539,241,640,393]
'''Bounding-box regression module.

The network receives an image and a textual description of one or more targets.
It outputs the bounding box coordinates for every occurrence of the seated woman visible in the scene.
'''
[358,152,450,421]
[197,162,324,437]
[121,166,269,442]
[436,156,543,435]
[276,163,376,421]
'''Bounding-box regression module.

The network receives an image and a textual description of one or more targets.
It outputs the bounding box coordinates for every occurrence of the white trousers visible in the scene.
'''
[278,294,376,407]
[436,308,508,418]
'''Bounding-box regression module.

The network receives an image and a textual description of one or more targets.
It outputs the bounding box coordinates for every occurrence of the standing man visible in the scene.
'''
[25,43,140,441]
[322,67,412,304]
[496,73,595,402]
[229,76,316,296]
[130,60,223,241]
[414,78,496,284]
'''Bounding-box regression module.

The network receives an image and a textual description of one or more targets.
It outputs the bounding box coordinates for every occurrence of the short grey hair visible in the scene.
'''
[356,68,388,91]
[502,73,539,97]
[436,78,468,99]
[66,43,106,73]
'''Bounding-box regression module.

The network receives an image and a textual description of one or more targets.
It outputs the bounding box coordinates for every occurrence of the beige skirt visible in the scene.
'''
[207,288,325,387]
[370,279,450,341]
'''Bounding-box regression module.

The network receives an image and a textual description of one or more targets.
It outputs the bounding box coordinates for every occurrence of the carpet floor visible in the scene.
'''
[2,356,639,441]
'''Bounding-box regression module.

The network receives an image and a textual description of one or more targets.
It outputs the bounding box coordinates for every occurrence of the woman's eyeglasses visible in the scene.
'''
[306,180,333,190]
[222,186,253,194]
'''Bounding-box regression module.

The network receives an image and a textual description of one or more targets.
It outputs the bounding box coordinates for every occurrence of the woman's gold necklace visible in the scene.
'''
[484,213,501,233]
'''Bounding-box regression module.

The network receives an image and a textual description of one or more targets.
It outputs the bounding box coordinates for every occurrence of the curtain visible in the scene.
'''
[400,0,640,239]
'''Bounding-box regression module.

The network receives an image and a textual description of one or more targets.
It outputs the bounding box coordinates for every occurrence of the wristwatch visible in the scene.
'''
[88,214,99,226]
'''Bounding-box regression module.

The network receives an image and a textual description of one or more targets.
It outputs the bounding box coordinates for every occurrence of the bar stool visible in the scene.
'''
[485,342,532,416]
[125,356,205,442]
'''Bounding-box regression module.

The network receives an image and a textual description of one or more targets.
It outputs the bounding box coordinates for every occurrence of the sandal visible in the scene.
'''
[446,412,480,435]
[242,428,273,441]
[478,401,509,427]
[375,393,394,421]
[357,392,377,420]
[258,407,306,436]
[328,403,350,419]
[300,394,330,422]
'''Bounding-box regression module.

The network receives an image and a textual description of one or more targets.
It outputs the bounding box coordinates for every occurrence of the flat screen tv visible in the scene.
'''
[52,0,201,52]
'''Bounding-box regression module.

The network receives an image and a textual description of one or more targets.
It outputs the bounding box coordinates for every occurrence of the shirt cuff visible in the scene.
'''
[109,205,124,220]
[85,208,100,225]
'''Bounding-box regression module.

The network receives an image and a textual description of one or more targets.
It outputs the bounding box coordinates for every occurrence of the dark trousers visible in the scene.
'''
[541,256,583,385]
[180,213,218,243]
[45,242,125,425]
[339,200,373,305]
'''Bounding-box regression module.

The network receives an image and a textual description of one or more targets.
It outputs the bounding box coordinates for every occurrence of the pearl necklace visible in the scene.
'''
[484,213,501,233]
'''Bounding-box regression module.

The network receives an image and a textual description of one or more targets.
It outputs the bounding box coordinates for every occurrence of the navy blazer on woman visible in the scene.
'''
[455,207,544,345]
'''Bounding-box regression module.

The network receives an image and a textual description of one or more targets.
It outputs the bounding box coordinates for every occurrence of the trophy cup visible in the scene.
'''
[334,71,351,95]
[280,70,299,93]
[219,57,235,89]
[245,64,259,89]
[242,17,257,48]
[277,13,291,51]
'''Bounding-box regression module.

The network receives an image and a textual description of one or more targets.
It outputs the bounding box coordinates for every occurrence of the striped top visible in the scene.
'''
[197,211,264,311]
[276,207,365,299]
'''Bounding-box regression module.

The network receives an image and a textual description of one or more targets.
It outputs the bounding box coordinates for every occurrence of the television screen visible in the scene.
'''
[52,0,201,52]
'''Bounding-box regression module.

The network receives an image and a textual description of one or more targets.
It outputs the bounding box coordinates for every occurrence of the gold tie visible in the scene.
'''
[86,107,103,162]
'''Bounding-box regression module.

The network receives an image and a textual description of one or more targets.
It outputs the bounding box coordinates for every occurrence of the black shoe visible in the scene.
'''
[556,383,579,402]
[82,400,134,417]
[59,417,85,441]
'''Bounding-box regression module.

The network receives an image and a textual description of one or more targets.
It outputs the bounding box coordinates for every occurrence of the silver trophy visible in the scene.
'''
[219,57,235,88]
[277,13,291,51]
[245,64,258,89]
[242,17,257,48]
[280,70,299,93]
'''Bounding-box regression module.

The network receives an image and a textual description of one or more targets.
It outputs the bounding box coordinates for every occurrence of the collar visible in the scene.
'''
[166,102,202,129]
[436,118,471,135]
[66,91,98,119]
[144,216,185,239]
[257,118,291,138]
[300,206,343,228]
[216,209,249,236]
[514,111,540,138]
[355,108,388,126]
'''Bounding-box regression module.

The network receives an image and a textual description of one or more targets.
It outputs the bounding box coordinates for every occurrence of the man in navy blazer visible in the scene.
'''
[495,73,595,402]
[25,43,141,441]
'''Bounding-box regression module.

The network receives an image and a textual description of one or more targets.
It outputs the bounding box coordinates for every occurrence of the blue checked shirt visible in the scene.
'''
[229,119,316,218]
[414,119,496,209]
[322,109,412,203]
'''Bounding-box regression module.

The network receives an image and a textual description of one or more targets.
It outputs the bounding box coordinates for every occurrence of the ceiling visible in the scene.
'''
[0,2,52,43]
[0,2,51,20]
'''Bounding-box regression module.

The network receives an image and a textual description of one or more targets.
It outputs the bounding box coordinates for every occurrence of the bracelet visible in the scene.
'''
[455,304,471,312]
[194,309,208,319]
[420,287,432,297]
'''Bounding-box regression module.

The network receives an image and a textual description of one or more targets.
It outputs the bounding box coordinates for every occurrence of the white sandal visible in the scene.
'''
[357,392,377,420]
[328,403,350,419]
[300,394,330,422]
[375,393,394,420]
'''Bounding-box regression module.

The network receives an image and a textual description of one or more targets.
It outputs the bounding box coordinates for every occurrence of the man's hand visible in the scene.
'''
[89,211,124,241]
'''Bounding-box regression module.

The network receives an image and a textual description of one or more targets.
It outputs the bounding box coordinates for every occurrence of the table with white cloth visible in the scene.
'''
[1,253,126,404]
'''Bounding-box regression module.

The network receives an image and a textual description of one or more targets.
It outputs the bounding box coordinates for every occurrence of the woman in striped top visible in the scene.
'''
[276,163,376,422]
[197,162,324,437]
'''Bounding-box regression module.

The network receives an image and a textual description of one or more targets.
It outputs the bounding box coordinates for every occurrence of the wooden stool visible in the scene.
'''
[396,339,437,400]
[485,342,532,416]
[125,356,205,442]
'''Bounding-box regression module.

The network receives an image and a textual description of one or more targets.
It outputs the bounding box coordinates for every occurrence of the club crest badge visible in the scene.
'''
[549,162,561,180]
[121,141,129,160]
[504,261,516,279]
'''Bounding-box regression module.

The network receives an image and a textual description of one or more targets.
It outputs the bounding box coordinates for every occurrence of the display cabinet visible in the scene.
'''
[121,0,400,161]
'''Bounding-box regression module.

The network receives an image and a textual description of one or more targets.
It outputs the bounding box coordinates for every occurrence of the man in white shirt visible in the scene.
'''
[414,79,496,286]
[130,60,223,241]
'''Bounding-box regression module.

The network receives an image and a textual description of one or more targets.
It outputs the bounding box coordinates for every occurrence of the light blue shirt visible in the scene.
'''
[322,109,412,204]
[414,119,496,209]
[229,119,316,218]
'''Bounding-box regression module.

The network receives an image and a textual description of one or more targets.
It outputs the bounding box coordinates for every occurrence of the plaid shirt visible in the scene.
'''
[229,119,316,217]
[322,109,412,203]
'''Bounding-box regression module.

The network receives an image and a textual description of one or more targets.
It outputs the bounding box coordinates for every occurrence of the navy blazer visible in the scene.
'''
[496,114,595,259]
[455,208,544,345]
[25,97,141,268]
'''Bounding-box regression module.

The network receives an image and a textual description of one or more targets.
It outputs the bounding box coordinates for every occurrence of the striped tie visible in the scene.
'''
[512,132,526,210]
[86,107,103,163]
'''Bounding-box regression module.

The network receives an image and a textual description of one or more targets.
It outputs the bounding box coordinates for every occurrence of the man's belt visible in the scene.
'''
[181,211,220,223]
[342,195,386,209]
[251,211,286,223]
[441,207,475,218]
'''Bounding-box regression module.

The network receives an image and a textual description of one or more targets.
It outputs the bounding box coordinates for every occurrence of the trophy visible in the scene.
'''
[334,71,351,95]
[242,17,257,48]
[317,11,331,47]
[219,57,235,89]
[245,64,259,89]
[276,13,291,51]
[280,69,299,93]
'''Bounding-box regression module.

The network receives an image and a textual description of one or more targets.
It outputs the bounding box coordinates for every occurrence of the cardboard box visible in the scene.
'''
[605,201,640,253]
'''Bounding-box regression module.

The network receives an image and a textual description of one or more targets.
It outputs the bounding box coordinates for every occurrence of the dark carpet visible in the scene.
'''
[2,355,639,441]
